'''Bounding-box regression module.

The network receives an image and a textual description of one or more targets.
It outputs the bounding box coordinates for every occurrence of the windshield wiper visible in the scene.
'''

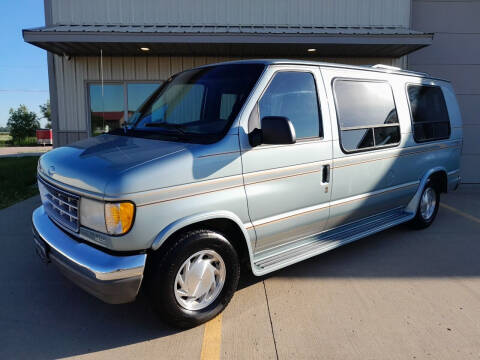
[144,122,186,135]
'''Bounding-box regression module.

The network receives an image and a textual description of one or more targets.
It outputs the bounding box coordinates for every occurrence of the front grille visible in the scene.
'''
[38,177,80,232]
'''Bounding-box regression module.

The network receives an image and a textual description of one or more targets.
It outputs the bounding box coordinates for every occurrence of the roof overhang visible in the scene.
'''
[23,25,433,58]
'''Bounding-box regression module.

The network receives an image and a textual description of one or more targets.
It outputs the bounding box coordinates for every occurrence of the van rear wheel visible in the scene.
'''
[145,229,240,329]
[409,180,440,229]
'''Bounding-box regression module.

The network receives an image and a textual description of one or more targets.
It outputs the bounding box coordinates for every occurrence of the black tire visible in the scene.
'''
[409,180,440,229]
[145,229,240,329]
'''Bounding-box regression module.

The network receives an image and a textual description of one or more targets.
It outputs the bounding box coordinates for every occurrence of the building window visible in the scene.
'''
[333,79,400,152]
[259,71,322,139]
[88,82,161,136]
[89,84,124,137]
[407,85,450,142]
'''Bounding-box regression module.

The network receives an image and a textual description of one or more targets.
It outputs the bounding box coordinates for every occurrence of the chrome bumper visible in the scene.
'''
[32,206,146,304]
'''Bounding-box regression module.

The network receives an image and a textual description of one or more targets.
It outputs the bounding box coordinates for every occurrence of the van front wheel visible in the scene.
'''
[409,181,440,229]
[145,229,240,328]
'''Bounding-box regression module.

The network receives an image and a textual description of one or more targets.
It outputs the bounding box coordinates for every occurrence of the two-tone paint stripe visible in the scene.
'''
[333,141,460,169]
[131,141,459,207]
[245,180,420,230]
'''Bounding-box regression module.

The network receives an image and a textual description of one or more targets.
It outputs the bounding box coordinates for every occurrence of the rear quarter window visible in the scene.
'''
[407,85,451,142]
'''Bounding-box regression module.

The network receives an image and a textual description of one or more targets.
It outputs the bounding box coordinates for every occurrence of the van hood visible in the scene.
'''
[38,134,188,195]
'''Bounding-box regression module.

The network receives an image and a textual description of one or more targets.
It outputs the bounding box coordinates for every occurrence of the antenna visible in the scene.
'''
[100,49,105,133]
[100,49,104,96]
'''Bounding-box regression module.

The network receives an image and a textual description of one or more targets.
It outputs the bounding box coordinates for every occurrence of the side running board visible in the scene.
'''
[253,207,414,275]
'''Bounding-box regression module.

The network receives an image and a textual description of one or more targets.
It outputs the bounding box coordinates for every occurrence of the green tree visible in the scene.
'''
[39,100,51,129]
[7,105,40,142]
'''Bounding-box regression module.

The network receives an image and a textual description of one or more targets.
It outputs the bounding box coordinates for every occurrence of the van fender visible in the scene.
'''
[150,211,255,258]
[405,166,448,214]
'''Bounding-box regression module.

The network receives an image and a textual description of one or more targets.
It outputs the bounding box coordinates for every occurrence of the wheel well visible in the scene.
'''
[429,171,448,193]
[153,218,251,265]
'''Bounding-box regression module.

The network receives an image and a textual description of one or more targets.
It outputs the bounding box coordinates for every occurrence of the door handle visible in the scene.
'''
[322,164,330,184]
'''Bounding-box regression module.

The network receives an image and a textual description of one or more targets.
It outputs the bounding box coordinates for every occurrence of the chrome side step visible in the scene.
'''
[253,207,414,275]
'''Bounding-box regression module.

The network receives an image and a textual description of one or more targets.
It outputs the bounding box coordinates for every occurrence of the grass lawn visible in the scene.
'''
[0,133,12,147]
[0,133,39,147]
[0,156,39,209]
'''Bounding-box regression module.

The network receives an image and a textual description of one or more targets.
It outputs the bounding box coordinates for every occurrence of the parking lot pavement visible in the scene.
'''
[1,186,479,360]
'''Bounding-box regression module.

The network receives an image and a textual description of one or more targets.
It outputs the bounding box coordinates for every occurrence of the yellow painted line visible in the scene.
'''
[200,314,223,360]
[440,203,480,225]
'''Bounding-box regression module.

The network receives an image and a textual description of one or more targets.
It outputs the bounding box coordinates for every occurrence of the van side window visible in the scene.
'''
[333,79,400,152]
[407,85,451,142]
[259,72,322,139]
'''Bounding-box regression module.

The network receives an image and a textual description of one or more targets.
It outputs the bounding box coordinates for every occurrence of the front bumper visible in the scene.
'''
[32,206,146,304]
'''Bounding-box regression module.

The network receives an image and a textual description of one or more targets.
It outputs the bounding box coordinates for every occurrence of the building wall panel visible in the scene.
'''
[87,57,100,80]
[457,95,480,126]
[412,0,480,34]
[460,155,480,184]
[62,58,78,132]
[111,57,124,79]
[146,57,159,80]
[54,57,66,131]
[462,126,480,156]
[410,0,480,183]
[57,132,67,146]
[408,64,480,95]
[122,57,134,80]
[135,57,148,80]
[74,57,87,131]
[158,57,171,80]
[409,34,480,65]
[50,0,410,27]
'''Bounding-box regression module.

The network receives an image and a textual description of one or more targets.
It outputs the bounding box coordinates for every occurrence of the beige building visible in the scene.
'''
[23,0,479,182]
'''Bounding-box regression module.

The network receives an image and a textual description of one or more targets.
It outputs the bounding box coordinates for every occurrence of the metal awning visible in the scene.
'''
[23,24,433,57]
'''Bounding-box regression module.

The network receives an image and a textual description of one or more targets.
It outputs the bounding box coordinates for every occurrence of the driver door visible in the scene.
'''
[240,66,333,253]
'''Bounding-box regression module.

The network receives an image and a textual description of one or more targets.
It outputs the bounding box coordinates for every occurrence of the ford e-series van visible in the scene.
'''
[32,60,462,328]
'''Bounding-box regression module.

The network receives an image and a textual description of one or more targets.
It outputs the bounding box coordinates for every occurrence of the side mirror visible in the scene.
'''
[248,116,296,147]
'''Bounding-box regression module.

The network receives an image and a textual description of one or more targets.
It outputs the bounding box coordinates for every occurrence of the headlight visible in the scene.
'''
[80,198,135,235]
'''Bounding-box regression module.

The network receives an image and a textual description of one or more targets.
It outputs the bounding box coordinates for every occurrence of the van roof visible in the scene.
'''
[200,59,448,82]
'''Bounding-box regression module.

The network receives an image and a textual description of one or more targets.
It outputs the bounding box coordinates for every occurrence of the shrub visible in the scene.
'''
[7,105,40,143]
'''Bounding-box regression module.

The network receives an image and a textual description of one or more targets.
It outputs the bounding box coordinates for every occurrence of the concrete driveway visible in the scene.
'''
[1,186,479,359]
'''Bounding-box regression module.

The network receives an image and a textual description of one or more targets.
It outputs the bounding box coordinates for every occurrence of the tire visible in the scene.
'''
[409,180,440,229]
[145,229,240,329]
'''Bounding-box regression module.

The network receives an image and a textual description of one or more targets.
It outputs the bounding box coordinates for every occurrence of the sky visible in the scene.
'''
[0,0,49,128]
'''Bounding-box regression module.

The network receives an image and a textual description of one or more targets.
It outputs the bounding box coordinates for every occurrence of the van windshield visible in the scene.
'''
[128,63,265,143]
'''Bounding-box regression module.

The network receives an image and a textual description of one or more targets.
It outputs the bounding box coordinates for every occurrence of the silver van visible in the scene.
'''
[32,60,462,328]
